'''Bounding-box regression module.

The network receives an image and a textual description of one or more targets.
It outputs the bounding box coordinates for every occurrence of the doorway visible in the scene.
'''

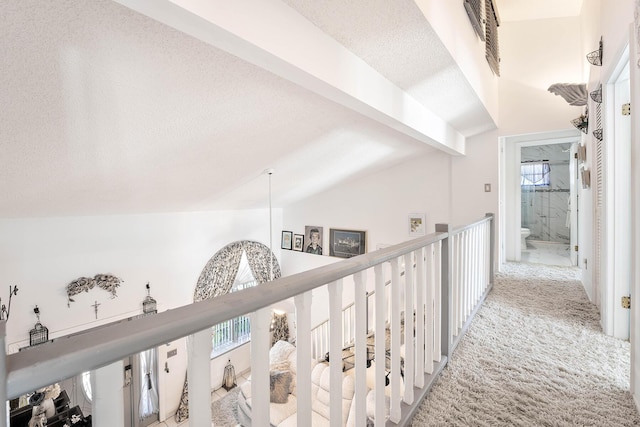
[123,349,159,427]
[501,129,581,266]
[519,143,573,266]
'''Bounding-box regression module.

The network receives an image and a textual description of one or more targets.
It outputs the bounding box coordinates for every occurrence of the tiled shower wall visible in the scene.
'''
[521,144,571,244]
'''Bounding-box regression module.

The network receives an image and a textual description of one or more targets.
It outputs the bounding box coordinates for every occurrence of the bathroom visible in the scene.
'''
[520,143,572,265]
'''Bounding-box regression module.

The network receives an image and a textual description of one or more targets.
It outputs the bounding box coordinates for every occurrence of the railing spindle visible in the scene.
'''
[328,280,343,427]
[403,252,415,404]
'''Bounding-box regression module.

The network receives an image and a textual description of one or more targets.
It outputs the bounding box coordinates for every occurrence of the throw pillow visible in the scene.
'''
[269,370,292,404]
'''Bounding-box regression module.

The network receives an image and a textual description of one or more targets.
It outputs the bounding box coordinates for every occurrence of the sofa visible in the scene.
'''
[237,340,374,427]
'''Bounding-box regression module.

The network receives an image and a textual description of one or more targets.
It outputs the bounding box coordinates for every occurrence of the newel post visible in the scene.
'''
[436,223,453,362]
[486,213,495,284]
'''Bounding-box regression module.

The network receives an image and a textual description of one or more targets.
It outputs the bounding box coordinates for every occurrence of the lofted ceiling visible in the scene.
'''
[495,0,584,22]
[0,0,498,218]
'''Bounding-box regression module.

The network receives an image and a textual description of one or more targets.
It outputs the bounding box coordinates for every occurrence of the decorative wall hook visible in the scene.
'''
[586,37,603,66]
[590,84,602,103]
[0,285,19,321]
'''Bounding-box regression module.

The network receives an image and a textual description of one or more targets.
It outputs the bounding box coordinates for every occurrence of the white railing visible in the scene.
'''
[0,214,494,427]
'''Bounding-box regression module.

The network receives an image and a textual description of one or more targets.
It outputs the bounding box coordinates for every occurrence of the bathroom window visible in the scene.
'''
[521,162,550,187]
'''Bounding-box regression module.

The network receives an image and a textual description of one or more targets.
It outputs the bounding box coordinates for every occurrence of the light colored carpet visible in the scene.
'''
[411,262,640,426]
[211,388,240,427]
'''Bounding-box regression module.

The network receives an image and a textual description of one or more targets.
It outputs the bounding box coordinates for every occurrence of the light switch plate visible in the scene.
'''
[484,183,491,192]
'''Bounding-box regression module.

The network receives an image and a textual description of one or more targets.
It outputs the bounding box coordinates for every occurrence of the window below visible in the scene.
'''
[211,252,257,358]
[521,162,551,187]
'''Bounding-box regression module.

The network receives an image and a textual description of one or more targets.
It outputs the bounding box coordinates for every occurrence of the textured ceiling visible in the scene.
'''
[1,0,495,218]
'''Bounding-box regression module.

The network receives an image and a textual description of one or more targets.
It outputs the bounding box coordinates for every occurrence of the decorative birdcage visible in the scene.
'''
[142,282,157,314]
[30,306,49,346]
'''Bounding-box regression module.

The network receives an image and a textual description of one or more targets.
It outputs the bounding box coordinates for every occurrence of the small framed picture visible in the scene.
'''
[408,213,426,236]
[281,231,293,250]
[329,228,366,258]
[304,226,324,255]
[293,234,304,252]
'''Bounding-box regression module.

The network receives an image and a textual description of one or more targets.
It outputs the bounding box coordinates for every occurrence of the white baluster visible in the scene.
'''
[374,263,387,426]
[403,252,414,404]
[295,292,313,427]
[434,241,442,361]
[92,361,124,427]
[329,279,343,427]
[354,271,368,427]
[390,258,402,423]
[425,244,434,374]
[415,247,426,386]
[250,308,271,427]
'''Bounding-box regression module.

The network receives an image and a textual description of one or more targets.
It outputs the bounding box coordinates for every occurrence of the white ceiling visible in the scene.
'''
[495,0,584,22]
[1,0,497,217]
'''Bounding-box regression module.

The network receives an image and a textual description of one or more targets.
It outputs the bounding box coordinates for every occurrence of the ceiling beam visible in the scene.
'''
[113,0,466,155]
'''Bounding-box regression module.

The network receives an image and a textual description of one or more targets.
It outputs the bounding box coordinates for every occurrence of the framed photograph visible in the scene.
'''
[329,228,366,258]
[293,234,304,252]
[408,213,426,236]
[304,226,324,255]
[281,231,293,250]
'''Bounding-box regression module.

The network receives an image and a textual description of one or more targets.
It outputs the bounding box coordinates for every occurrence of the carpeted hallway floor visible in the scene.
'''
[410,262,640,426]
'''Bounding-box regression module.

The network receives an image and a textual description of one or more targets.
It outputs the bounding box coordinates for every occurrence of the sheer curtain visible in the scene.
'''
[139,348,159,420]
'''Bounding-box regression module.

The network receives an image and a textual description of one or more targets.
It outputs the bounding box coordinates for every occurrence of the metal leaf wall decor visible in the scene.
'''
[548,83,588,106]
[66,274,122,307]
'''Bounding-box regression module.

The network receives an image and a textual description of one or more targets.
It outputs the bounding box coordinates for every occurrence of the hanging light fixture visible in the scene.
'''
[264,168,275,282]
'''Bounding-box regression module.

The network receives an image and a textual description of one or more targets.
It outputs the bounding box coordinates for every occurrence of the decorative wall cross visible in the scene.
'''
[91,300,101,319]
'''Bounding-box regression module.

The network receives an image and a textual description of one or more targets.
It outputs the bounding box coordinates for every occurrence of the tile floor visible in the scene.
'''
[148,370,250,427]
[521,240,573,267]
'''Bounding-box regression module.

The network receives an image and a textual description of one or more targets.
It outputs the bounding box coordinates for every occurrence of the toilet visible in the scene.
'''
[521,228,531,250]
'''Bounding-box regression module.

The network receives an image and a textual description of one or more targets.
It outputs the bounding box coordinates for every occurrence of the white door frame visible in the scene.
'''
[501,130,581,263]
[602,45,631,340]
[628,21,640,412]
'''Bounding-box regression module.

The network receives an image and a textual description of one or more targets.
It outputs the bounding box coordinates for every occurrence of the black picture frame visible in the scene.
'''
[293,234,304,252]
[281,231,293,250]
[329,228,366,258]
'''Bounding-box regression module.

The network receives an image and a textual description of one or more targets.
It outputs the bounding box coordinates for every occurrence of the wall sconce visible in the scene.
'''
[587,37,603,66]
[590,84,602,103]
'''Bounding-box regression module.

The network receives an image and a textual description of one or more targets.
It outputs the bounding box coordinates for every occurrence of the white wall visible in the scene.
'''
[282,142,499,325]
[499,17,585,137]
[451,130,500,227]
[0,208,282,421]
